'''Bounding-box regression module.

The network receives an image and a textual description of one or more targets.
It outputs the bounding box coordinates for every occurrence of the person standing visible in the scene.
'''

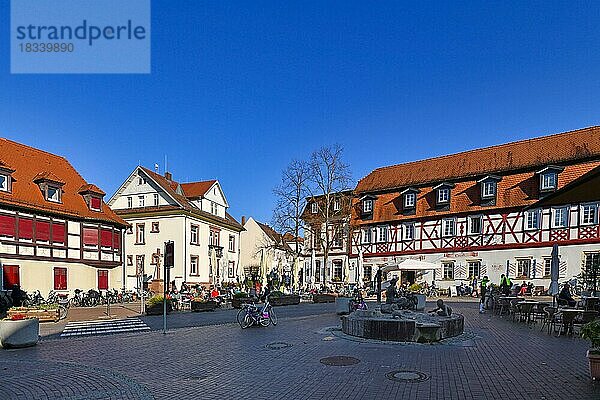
[479,276,489,313]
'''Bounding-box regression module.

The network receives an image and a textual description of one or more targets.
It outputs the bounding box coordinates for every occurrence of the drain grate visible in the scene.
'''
[386,370,430,383]
[266,342,293,350]
[320,356,360,366]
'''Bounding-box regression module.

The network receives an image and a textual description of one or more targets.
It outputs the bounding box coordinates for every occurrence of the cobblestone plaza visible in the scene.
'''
[1,301,599,399]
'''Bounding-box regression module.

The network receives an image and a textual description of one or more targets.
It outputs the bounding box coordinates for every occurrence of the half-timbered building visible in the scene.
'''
[0,138,127,295]
[351,127,600,290]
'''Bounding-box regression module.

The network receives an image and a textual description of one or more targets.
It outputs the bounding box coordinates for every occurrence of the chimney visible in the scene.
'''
[164,171,172,181]
[241,216,246,225]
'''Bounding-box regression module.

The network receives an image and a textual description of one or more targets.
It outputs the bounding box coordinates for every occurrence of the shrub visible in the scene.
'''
[409,283,423,293]
[147,295,171,307]
[582,319,600,349]
[269,291,284,298]
[233,292,249,299]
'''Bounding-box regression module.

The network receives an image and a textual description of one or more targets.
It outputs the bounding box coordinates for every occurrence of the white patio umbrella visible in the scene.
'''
[381,259,438,273]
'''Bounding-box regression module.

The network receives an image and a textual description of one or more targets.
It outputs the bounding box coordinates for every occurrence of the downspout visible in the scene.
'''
[183,215,187,286]
[121,227,126,291]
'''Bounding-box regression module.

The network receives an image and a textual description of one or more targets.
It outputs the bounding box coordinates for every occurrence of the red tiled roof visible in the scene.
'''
[138,167,243,231]
[78,183,106,196]
[181,180,217,199]
[356,126,600,193]
[0,138,126,226]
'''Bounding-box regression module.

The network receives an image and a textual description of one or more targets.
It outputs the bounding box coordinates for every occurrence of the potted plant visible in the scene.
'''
[145,295,173,315]
[581,319,600,380]
[269,291,301,306]
[0,313,40,348]
[191,297,218,312]
[232,292,251,309]
[313,293,337,303]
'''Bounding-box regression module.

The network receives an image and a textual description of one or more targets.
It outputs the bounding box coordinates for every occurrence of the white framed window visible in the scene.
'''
[363,228,372,244]
[517,258,531,278]
[229,235,235,252]
[442,262,454,280]
[552,207,568,228]
[332,227,343,247]
[47,186,61,203]
[138,195,145,207]
[442,218,455,237]
[469,215,482,234]
[582,204,599,225]
[0,174,8,192]
[228,261,235,278]
[378,226,388,243]
[540,172,557,191]
[153,193,159,206]
[525,210,540,230]
[543,258,552,277]
[311,202,318,214]
[127,196,132,208]
[190,225,199,244]
[437,188,450,204]
[404,223,415,240]
[404,193,416,208]
[363,199,373,213]
[190,256,198,275]
[468,261,481,278]
[333,199,340,211]
[135,224,145,244]
[481,181,496,198]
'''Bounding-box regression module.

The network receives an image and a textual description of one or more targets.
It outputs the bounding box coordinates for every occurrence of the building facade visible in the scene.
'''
[108,167,243,291]
[0,138,127,295]
[239,217,294,287]
[350,127,600,290]
[301,191,354,289]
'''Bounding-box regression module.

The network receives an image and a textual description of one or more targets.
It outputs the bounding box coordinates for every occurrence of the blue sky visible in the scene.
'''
[1,1,600,223]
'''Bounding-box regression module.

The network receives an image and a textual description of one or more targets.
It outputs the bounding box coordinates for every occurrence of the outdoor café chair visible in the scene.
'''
[558,309,580,336]
[534,303,550,322]
[540,306,559,334]
[574,310,599,336]
[510,299,522,322]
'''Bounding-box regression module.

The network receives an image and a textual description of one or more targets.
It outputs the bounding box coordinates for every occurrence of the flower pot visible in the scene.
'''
[145,302,172,316]
[587,349,600,380]
[0,318,39,349]
[191,300,217,312]
[313,294,337,303]
[270,295,301,306]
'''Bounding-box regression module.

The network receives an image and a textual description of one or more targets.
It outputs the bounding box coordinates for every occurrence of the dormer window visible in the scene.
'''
[89,196,102,211]
[78,184,105,211]
[363,199,373,213]
[333,198,340,211]
[311,202,318,214]
[34,172,65,204]
[0,174,9,192]
[536,166,564,193]
[47,186,61,202]
[433,182,455,207]
[404,193,416,208]
[477,175,501,204]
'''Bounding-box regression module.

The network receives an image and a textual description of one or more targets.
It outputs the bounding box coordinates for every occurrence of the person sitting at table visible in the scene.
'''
[559,283,577,307]
[519,281,528,296]
[429,299,452,317]
[526,282,534,295]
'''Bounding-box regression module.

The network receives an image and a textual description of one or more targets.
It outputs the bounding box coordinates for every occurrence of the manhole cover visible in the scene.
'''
[266,342,293,350]
[386,370,430,383]
[320,356,361,366]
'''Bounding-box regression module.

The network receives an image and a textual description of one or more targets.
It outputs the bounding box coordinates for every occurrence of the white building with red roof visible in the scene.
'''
[0,138,127,295]
[108,167,243,291]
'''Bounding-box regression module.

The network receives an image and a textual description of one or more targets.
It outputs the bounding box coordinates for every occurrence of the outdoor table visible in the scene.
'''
[518,301,539,323]
[558,308,582,336]
[582,297,600,311]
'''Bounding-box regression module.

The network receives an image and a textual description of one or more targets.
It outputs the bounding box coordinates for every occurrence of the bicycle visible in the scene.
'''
[237,296,277,329]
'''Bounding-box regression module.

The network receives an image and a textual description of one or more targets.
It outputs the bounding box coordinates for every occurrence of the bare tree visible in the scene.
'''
[272,159,311,289]
[305,144,353,284]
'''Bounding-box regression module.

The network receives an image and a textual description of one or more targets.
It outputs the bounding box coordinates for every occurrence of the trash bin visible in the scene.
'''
[414,294,426,311]
[335,297,351,315]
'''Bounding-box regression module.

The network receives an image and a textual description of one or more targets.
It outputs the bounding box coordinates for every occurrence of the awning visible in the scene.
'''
[381,259,438,273]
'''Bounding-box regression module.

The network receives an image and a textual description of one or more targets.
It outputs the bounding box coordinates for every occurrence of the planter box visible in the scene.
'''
[270,295,301,307]
[145,303,172,316]
[191,300,218,312]
[0,319,39,348]
[8,307,59,323]
[335,297,351,315]
[313,294,337,303]
[588,350,600,380]
[232,297,252,309]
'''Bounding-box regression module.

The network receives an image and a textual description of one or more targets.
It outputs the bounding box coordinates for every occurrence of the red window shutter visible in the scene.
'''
[113,231,121,249]
[54,267,67,290]
[2,265,20,288]
[100,229,112,247]
[0,215,16,237]
[36,221,50,241]
[19,218,33,239]
[52,223,65,243]
[83,227,99,246]
[98,270,109,290]
[90,197,101,210]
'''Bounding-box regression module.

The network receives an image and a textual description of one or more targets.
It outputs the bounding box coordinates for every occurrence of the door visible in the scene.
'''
[98,270,109,290]
[401,271,416,286]
[2,265,20,289]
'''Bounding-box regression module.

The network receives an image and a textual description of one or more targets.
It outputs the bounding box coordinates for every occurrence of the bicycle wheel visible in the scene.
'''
[240,314,253,329]
[58,305,68,320]
[269,307,278,326]
[259,312,271,327]
[236,308,246,327]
